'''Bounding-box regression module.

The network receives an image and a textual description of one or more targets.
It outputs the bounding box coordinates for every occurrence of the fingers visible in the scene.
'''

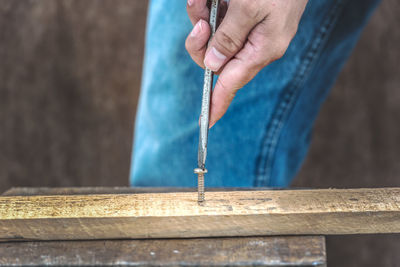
[208,16,295,127]
[208,27,276,128]
[187,0,209,25]
[188,0,307,127]
[209,50,261,128]
[185,20,211,68]
[204,0,265,72]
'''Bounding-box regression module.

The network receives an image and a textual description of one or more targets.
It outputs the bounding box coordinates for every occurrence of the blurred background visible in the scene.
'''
[0,0,399,266]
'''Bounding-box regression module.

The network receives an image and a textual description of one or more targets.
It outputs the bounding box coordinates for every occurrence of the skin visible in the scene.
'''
[185,0,309,127]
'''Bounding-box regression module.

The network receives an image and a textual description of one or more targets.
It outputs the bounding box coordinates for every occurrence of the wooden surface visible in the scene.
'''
[2,186,269,196]
[0,236,326,267]
[0,188,326,266]
[0,187,399,241]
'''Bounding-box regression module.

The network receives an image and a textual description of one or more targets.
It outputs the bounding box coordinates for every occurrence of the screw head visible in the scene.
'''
[194,168,208,174]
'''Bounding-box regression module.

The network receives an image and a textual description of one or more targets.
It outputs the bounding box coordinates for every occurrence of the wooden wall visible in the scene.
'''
[0,1,399,266]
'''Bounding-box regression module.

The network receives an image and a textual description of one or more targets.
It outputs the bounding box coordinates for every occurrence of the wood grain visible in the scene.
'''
[0,188,399,241]
[1,186,268,196]
[0,188,326,266]
[0,236,326,266]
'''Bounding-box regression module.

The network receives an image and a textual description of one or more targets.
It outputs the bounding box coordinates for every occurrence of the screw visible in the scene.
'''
[194,168,207,204]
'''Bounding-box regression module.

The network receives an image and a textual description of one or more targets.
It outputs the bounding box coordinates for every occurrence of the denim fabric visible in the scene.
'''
[131,0,380,187]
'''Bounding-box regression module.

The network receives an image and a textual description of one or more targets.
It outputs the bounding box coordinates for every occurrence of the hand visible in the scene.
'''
[186,0,308,127]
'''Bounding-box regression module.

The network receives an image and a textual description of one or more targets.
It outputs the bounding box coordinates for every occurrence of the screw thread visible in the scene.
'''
[194,168,207,204]
[198,173,205,203]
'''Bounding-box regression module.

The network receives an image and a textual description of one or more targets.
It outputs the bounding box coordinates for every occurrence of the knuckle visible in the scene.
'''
[247,51,266,70]
[272,37,291,60]
[246,42,269,69]
[214,29,242,55]
[272,49,284,61]
[237,0,262,20]
[253,58,268,70]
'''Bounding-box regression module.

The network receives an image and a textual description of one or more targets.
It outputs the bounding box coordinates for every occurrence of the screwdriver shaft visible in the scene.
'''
[195,0,220,205]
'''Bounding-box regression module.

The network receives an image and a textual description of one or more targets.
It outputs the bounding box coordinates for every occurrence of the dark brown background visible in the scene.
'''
[0,1,399,266]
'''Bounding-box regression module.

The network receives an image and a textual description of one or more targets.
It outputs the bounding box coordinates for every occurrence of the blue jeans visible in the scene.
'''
[131,0,380,187]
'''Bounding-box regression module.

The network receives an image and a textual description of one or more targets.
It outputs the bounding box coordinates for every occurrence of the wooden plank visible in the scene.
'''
[0,236,326,266]
[1,186,270,196]
[0,188,326,266]
[0,188,399,240]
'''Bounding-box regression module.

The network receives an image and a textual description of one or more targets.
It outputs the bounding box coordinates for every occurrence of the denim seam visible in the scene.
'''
[255,0,347,186]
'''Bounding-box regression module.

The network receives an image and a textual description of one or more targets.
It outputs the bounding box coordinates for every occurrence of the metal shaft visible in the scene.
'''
[195,0,220,205]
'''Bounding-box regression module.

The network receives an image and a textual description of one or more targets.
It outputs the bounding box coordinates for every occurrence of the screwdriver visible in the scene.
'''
[194,0,220,205]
